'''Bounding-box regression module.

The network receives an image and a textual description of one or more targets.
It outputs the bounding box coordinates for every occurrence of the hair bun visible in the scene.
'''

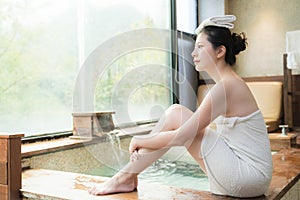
[232,32,247,55]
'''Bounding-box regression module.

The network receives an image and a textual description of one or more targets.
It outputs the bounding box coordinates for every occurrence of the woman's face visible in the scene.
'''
[191,32,218,72]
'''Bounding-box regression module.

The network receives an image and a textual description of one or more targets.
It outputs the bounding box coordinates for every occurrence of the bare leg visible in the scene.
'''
[186,129,207,173]
[156,105,207,172]
[89,104,198,195]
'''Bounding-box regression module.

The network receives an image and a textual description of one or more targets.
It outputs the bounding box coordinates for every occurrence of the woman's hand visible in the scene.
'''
[129,137,140,162]
[129,136,138,154]
[130,150,139,162]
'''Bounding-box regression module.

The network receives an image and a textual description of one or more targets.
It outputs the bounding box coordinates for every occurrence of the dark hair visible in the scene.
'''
[202,26,247,66]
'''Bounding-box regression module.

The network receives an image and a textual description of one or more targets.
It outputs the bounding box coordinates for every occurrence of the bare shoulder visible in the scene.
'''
[218,77,258,116]
[217,77,247,93]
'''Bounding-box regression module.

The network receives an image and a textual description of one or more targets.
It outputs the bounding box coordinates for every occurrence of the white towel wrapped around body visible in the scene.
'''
[201,110,273,198]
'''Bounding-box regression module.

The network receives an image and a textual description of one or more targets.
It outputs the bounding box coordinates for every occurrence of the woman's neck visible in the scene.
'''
[206,63,235,83]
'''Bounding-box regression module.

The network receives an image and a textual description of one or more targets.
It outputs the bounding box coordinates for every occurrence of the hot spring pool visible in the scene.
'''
[87,148,209,191]
[139,158,209,191]
[79,135,210,191]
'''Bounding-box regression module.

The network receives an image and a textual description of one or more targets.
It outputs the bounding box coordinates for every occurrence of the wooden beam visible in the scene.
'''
[0,133,23,200]
[283,53,294,129]
[8,138,22,200]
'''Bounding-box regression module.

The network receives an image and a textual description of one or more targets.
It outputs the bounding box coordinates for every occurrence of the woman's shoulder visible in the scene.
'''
[209,78,245,99]
[216,76,247,92]
[217,76,259,116]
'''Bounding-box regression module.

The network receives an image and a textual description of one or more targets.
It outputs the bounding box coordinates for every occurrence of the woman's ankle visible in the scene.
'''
[114,172,137,187]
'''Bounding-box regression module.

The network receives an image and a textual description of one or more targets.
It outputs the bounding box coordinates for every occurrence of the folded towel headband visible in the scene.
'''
[195,15,236,35]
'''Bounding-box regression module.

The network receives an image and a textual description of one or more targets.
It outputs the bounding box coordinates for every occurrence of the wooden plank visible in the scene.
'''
[0,162,7,185]
[269,133,297,151]
[292,75,300,129]
[0,139,7,162]
[95,113,115,132]
[283,53,294,129]
[72,111,115,117]
[73,116,93,137]
[0,133,24,139]
[0,184,8,200]
[243,75,284,83]
[8,138,22,200]
[73,112,116,137]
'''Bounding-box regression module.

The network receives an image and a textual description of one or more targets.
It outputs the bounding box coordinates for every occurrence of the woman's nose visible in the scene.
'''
[191,49,196,57]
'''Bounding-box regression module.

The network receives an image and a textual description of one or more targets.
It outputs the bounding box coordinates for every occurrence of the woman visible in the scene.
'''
[89,16,273,198]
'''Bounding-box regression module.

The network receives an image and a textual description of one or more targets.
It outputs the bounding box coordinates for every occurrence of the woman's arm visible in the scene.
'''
[129,82,228,154]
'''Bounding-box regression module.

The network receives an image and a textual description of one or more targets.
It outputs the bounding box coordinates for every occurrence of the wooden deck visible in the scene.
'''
[21,148,300,200]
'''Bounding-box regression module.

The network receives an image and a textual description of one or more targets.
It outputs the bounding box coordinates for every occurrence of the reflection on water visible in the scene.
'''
[139,158,209,191]
[89,158,209,191]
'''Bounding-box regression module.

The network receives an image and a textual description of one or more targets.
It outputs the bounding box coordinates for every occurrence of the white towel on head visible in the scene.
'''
[195,15,236,35]
[286,30,300,69]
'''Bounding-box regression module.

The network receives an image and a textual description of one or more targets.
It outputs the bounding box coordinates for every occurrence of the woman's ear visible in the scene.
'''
[216,45,226,59]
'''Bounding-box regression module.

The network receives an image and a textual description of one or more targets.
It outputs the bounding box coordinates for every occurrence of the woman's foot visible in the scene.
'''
[88,173,138,195]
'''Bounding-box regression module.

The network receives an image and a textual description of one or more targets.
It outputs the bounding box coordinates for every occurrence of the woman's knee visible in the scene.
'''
[165,104,182,115]
[164,104,193,129]
[165,104,191,116]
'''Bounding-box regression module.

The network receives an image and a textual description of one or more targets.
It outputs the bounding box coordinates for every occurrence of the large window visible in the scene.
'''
[0,0,172,136]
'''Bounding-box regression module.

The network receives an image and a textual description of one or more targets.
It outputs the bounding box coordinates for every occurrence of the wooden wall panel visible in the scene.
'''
[0,162,7,185]
[0,184,8,200]
[0,140,7,162]
[292,74,300,130]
